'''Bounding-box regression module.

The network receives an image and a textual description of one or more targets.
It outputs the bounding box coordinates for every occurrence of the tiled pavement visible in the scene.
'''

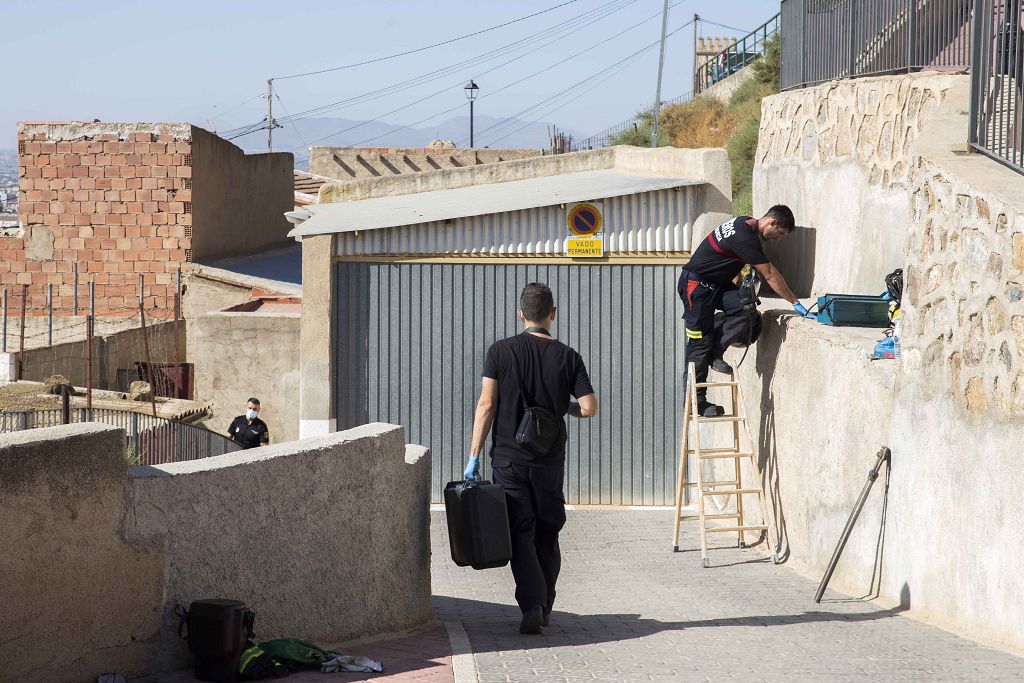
[432,509,1024,682]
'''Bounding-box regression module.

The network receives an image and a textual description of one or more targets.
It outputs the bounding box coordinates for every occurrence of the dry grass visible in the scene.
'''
[661,97,738,149]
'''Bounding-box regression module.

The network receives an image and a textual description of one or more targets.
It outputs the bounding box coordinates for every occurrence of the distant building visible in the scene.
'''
[307,142,542,182]
[7,121,294,314]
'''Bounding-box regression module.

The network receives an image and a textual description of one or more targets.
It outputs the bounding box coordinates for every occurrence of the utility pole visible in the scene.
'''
[650,0,672,148]
[693,13,700,94]
[267,79,274,152]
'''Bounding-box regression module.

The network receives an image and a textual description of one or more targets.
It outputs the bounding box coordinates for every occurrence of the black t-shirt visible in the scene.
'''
[683,216,770,284]
[482,332,594,467]
[228,415,269,449]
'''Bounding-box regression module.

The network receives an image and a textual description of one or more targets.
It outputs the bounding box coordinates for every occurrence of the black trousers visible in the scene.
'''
[678,270,746,401]
[491,459,566,615]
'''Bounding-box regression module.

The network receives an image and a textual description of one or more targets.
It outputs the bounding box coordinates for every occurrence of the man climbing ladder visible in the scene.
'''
[677,205,815,416]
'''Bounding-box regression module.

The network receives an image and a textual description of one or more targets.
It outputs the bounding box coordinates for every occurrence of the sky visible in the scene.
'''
[1,0,779,153]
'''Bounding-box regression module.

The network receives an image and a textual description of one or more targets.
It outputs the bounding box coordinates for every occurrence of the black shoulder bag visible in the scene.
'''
[509,330,565,458]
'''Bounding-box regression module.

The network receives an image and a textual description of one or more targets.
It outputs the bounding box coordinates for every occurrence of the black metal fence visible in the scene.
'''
[781,0,973,91]
[0,408,241,464]
[970,0,1024,172]
[695,13,781,93]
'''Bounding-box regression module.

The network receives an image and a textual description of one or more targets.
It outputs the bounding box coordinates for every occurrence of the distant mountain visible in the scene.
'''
[224,115,584,165]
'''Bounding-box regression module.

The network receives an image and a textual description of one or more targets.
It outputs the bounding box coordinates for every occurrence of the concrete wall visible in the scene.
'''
[318,146,732,215]
[702,66,755,104]
[309,145,540,181]
[754,72,960,296]
[0,422,431,681]
[745,72,1024,651]
[190,309,300,442]
[189,127,294,261]
[10,318,183,390]
[0,424,163,683]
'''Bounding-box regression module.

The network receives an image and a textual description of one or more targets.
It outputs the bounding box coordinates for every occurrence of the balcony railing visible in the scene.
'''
[695,13,781,93]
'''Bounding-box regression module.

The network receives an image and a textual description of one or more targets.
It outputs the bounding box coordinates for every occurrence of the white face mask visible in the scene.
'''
[246,409,258,420]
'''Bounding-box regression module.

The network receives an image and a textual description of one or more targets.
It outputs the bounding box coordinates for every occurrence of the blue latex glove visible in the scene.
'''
[464,455,480,480]
[793,301,817,321]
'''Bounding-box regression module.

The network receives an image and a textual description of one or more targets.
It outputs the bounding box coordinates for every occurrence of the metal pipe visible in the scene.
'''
[89,279,95,321]
[2,287,7,353]
[86,315,93,414]
[815,447,892,603]
[18,284,27,381]
[138,291,158,419]
[46,283,52,346]
[73,262,78,316]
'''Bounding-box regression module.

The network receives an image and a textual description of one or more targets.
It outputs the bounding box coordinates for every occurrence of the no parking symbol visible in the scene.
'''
[565,202,604,257]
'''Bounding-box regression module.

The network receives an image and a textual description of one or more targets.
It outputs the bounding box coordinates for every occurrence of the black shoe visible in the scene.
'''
[542,609,551,627]
[697,400,725,417]
[711,358,733,375]
[520,606,544,634]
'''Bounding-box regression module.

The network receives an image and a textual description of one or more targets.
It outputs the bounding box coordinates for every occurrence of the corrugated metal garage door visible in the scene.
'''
[335,262,687,505]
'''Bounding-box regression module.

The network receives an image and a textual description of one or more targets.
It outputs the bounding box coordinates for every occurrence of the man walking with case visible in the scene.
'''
[465,283,599,635]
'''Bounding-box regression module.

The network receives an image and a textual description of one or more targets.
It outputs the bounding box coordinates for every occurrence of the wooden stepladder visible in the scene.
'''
[672,362,779,568]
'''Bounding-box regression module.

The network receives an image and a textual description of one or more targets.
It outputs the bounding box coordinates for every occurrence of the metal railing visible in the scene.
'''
[0,408,241,464]
[570,91,694,151]
[781,0,973,91]
[695,13,781,93]
[969,0,1024,172]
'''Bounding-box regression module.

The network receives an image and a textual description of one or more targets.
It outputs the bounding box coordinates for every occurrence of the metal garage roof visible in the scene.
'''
[287,169,702,238]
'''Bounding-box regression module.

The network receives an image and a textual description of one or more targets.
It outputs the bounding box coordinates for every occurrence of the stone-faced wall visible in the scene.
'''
[750,72,1024,651]
[902,157,1024,415]
[754,73,961,295]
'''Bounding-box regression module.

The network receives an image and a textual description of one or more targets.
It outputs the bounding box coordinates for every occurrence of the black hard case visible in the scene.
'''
[444,479,513,570]
[187,598,253,683]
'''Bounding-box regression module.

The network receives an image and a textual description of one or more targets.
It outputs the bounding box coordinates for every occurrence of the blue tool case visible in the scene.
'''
[816,293,891,327]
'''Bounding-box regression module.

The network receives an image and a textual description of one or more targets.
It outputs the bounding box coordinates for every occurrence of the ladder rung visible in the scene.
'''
[705,524,768,532]
[695,447,750,454]
[694,381,738,388]
[683,480,742,488]
[701,488,762,496]
[691,415,745,423]
[697,451,754,460]
[703,513,740,520]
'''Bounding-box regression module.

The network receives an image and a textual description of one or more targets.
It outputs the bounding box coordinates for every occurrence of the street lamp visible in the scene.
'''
[464,80,480,147]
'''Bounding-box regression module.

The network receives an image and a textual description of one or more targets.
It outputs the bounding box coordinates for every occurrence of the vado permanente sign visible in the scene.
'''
[565,201,604,258]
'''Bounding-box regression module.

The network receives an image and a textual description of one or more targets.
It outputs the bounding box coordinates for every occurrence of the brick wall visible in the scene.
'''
[6,122,193,316]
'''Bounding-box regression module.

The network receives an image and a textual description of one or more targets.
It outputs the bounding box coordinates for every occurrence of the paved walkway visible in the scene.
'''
[432,509,1024,682]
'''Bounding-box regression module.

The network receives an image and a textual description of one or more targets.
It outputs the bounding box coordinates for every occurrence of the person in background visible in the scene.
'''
[228,397,270,449]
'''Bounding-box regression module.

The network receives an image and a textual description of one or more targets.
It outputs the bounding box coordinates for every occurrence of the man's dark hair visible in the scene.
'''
[520,283,555,323]
[247,397,261,406]
[763,204,796,232]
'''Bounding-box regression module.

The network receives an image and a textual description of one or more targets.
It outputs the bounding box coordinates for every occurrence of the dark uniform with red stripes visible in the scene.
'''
[678,216,769,401]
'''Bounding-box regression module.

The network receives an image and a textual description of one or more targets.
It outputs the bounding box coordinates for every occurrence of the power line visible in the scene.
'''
[343,18,692,152]
[226,0,635,145]
[274,92,309,150]
[286,0,685,151]
[700,18,750,34]
[272,0,583,81]
[483,48,654,147]
[207,93,264,123]
[468,17,695,146]
[275,0,637,125]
